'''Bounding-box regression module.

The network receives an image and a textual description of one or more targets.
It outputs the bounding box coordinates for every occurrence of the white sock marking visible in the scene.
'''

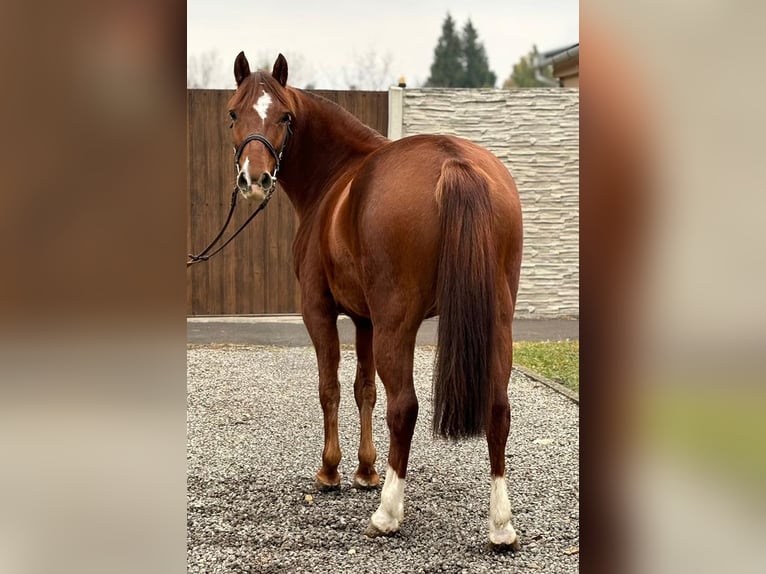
[489,475,518,545]
[253,91,272,122]
[370,465,405,533]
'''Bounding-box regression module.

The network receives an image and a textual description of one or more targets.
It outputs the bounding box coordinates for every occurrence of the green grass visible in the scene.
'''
[644,386,766,485]
[513,340,579,393]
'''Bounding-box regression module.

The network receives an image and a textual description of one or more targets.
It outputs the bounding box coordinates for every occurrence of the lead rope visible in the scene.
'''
[186,187,274,267]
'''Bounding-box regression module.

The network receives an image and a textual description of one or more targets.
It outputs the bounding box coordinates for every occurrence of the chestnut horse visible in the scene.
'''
[228,53,523,548]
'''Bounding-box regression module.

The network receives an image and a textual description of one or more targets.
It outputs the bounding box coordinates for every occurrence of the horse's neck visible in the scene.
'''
[280,94,386,219]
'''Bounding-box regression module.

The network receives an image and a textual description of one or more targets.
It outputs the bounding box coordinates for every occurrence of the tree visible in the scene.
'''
[426,14,497,87]
[187,50,223,88]
[426,14,464,87]
[502,45,555,88]
[343,50,393,90]
[461,20,496,88]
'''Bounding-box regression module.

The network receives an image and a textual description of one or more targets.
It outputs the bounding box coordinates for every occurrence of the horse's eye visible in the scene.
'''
[229,110,237,121]
[280,113,291,124]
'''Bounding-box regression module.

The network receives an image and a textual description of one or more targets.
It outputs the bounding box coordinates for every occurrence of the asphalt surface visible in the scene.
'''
[187,316,578,346]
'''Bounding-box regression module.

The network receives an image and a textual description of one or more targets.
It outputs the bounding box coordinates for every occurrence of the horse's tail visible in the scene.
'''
[432,159,497,439]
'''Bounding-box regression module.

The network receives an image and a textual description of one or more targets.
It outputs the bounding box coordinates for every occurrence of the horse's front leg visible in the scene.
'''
[303,302,342,491]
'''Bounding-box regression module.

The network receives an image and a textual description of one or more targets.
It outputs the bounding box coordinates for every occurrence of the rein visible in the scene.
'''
[186,187,274,267]
[187,118,292,268]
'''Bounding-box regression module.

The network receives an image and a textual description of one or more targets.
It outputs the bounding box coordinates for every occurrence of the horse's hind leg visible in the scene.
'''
[351,318,379,489]
[486,297,521,550]
[303,301,342,491]
[364,318,419,536]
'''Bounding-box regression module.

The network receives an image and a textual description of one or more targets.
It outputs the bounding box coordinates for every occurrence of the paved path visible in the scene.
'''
[188,316,578,346]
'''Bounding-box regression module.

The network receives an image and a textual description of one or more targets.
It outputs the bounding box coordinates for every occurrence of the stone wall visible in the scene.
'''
[390,88,579,318]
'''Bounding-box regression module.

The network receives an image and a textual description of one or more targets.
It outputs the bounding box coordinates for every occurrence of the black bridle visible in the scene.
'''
[187,117,293,267]
[234,116,293,189]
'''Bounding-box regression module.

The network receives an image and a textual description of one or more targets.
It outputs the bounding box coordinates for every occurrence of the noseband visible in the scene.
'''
[234,117,293,192]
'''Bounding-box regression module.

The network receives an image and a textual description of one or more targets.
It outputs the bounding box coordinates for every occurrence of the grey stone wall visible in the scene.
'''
[397,88,579,318]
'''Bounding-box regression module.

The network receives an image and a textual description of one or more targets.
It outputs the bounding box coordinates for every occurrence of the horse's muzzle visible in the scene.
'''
[237,170,275,200]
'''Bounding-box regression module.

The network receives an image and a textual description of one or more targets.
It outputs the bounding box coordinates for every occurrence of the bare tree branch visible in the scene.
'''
[187,50,224,88]
[343,50,393,90]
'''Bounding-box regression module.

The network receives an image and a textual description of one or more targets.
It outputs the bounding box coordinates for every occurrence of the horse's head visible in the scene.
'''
[228,52,294,202]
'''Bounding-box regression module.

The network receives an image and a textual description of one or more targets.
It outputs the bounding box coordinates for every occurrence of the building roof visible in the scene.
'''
[538,43,579,68]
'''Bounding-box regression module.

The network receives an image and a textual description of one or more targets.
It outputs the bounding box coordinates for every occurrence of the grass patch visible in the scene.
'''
[513,340,579,393]
[642,386,766,491]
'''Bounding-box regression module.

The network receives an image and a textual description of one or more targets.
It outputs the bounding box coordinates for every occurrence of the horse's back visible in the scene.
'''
[338,134,522,321]
[353,135,520,241]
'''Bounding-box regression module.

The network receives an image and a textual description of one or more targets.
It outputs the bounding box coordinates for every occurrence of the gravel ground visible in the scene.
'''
[188,345,579,573]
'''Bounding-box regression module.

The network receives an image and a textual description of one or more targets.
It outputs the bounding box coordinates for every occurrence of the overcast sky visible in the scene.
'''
[187,0,578,89]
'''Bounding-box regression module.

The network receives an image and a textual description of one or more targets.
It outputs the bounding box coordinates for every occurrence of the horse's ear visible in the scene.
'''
[272,53,288,87]
[234,51,251,86]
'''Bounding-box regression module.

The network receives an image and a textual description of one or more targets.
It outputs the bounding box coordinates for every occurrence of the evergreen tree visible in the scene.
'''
[461,20,496,87]
[426,14,464,87]
[426,14,497,87]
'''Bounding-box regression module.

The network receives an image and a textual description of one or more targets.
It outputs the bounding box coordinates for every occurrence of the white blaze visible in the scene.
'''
[254,92,272,122]
[240,156,251,183]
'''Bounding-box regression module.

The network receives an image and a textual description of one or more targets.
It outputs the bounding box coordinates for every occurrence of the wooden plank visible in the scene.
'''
[186,94,194,313]
[278,191,296,312]
[188,90,229,314]
[293,209,302,312]
[265,191,280,313]
[249,188,266,313]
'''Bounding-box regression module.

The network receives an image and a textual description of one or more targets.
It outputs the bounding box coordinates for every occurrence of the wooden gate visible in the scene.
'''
[187,89,388,315]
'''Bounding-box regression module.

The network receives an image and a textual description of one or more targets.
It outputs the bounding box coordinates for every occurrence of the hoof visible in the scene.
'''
[489,532,521,552]
[364,520,397,538]
[314,476,341,492]
[352,473,380,490]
